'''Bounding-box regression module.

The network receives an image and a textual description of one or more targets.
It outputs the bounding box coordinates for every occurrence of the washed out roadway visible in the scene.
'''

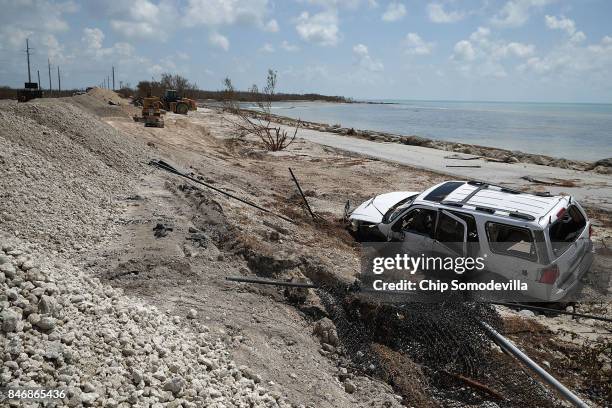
[279,124,612,211]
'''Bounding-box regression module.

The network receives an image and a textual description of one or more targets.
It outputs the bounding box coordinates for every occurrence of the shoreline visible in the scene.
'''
[205,105,610,174]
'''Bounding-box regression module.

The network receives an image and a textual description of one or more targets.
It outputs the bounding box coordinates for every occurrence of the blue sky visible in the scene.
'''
[1,0,611,102]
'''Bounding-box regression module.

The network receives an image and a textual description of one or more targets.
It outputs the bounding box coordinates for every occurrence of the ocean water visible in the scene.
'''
[258,100,612,161]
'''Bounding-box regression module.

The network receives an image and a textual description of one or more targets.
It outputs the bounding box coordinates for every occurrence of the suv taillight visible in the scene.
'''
[538,264,559,284]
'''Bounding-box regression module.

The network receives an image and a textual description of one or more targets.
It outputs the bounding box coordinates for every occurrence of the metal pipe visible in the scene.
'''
[149,159,294,224]
[289,167,315,219]
[491,301,612,323]
[225,276,317,288]
[481,322,589,408]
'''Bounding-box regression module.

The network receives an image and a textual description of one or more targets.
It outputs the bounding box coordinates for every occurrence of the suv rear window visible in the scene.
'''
[423,182,464,202]
[549,205,586,255]
[486,222,537,261]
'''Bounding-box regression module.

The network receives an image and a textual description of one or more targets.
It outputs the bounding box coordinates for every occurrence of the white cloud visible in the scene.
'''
[281,40,300,52]
[264,19,279,32]
[295,11,339,46]
[570,31,586,43]
[184,0,270,27]
[403,33,434,55]
[259,43,275,53]
[82,27,104,50]
[81,27,135,59]
[129,0,159,22]
[545,15,585,43]
[382,2,406,22]
[105,0,173,39]
[0,0,77,58]
[469,26,491,43]
[114,42,134,56]
[491,0,556,28]
[352,43,383,71]
[2,28,32,50]
[545,15,575,35]
[209,32,230,50]
[427,3,464,23]
[518,35,612,81]
[452,40,476,61]
[41,33,65,61]
[493,42,535,58]
[458,27,535,61]
[302,0,362,9]
[110,20,156,39]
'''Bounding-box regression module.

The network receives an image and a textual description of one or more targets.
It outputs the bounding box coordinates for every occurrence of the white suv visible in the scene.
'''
[348,181,594,301]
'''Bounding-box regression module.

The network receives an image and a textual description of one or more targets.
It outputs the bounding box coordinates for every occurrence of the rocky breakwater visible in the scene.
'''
[0,239,287,407]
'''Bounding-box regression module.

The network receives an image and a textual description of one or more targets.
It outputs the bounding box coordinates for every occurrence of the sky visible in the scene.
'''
[1,0,612,102]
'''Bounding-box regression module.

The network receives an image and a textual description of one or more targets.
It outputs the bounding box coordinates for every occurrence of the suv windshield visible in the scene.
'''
[383,196,416,223]
[549,205,586,255]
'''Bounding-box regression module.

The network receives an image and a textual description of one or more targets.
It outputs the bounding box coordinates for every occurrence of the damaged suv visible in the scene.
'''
[348,181,594,301]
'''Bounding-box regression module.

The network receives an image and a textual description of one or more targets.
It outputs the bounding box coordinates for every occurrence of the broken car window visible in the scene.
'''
[486,222,537,261]
[549,205,587,255]
[384,196,417,223]
[393,208,437,237]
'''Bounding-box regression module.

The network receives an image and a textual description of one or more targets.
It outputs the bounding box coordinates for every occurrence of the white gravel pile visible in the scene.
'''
[0,99,145,251]
[0,97,286,407]
[1,238,284,407]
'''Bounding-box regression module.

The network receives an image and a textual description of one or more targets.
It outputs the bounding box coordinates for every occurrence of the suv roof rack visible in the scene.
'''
[469,180,552,197]
[460,182,524,205]
[440,200,536,221]
[467,181,522,194]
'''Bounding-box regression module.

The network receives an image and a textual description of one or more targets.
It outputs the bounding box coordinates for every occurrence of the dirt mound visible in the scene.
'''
[87,87,125,105]
[68,88,131,118]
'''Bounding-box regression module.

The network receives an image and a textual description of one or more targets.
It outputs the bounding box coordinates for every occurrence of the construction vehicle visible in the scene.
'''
[160,89,197,114]
[17,82,43,102]
[132,89,196,127]
[135,96,165,128]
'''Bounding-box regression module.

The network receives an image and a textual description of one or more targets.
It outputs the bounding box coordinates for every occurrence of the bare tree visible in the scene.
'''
[136,73,197,98]
[222,69,300,151]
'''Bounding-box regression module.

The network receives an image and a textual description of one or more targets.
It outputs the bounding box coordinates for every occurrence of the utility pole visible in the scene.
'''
[48,59,52,95]
[37,70,41,89]
[57,66,61,94]
[25,38,32,83]
[112,66,115,90]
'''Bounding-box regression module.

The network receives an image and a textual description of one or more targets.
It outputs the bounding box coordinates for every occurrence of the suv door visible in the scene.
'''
[432,210,467,259]
[388,206,437,256]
